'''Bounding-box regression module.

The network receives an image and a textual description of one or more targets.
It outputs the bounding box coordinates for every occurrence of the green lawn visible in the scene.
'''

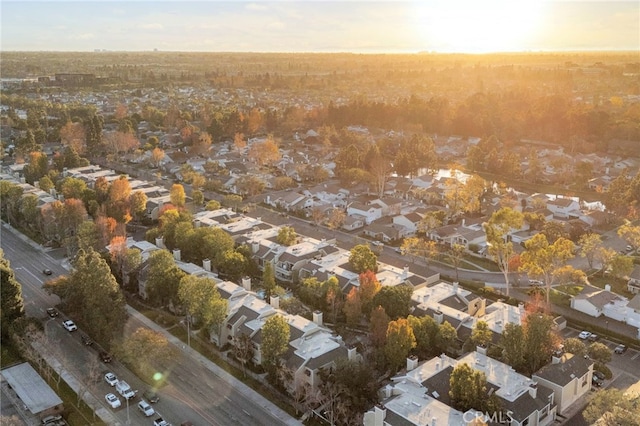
[554,284,584,296]
[549,289,571,306]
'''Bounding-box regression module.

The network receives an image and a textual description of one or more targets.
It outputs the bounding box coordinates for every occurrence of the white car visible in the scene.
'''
[578,331,592,340]
[62,320,77,332]
[137,399,155,417]
[104,372,118,386]
[105,393,121,409]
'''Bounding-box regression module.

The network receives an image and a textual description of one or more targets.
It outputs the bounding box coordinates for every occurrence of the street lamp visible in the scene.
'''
[186,314,191,348]
[126,396,130,425]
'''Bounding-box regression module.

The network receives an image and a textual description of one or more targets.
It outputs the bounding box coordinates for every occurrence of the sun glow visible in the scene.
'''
[414,1,544,53]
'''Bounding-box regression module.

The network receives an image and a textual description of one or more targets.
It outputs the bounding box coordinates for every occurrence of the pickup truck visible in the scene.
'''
[115,380,136,400]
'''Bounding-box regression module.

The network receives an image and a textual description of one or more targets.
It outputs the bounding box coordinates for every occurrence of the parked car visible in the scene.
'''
[46,308,59,318]
[588,334,598,342]
[104,372,118,386]
[105,393,121,409]
[528,279,543,286]
[593,371,606,381]
[81,334,93,346]
[138,400,155,417]
[42,268,53,275]
[153,418,170,426]
[143,390,160,403]
[41,415,63,425]
[578,331,591,340]
[99,351,112,363]
[626,245,634,252]
[614,344,627,354]
[592,375,604,387]
[62,320,77,332]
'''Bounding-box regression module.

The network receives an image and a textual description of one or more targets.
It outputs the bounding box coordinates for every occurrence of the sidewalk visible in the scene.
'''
[126,305,302,426]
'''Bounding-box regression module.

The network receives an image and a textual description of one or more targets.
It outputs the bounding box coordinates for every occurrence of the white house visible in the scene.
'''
[533,353,593,415]
[546,198,581,219]
[570,285,627,317]
[346,202,382,225]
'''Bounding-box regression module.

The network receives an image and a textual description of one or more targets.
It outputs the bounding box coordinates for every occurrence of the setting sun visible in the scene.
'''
[414,0,544,53]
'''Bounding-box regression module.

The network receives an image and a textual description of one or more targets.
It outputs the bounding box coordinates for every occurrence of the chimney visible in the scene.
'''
[383,385,392,398]
[433,310,443,324]
[155,236,165,249]
[241,276,251,291]
[406,355,419,371]
[476,345,487,355]
[605,284,611,292]
[172,249,181,262]
[313,311,322,325]
[401,266,408,280]
[313,310,323,326]
[432,418,437,426]
[374,405,386,426]
[453,281,459,293]
[528,382,538,399]
[270,295,280,309]
[202,258,211,272]
[252,242,260,253]
[348,346,357,362]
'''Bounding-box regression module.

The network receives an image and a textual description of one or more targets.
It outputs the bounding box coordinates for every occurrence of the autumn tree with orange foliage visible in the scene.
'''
[95,215,121,247]
[369,305,390,348]
[343,288,362,327]
[60,121,86,154]
[233,132,247,152]
[248,135,281,166]
[104,131,139,155]
[358,270,381,315]
[107,176,132,223]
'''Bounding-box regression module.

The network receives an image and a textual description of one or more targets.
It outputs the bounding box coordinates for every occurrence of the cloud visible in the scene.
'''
[245,3,268,11]
[142,23,164,30]
[74,33,95,40]
[266,21,285,30]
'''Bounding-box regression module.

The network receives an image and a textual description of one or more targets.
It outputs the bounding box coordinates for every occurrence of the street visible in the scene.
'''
[1,225,297,426]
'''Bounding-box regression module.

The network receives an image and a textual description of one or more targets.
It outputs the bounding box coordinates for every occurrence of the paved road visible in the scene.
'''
[1,224,299,426]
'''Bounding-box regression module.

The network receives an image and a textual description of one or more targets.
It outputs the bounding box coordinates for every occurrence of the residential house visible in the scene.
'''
[546,198,581,219]
[392,212,423,236]
[266,191,313,213]
[427,224,486,249]
[532,353,593,415]
[341,215,365,231]
[217,283,358,391]
[627,265,640,294]
[366,351,556,426]
[346,201,382,225]
[363,222,405,242]
[570,285,627,318]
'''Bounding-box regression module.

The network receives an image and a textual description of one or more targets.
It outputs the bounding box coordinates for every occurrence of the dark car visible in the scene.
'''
[81,334,93,346]
[46,308,59,318]
[42,268,53,275]
[592,375,603,387]
[588,334,599,342]
[99,351,112,363]
[593,371,606,381]
[614,344,627,354]
[143,390,160,403]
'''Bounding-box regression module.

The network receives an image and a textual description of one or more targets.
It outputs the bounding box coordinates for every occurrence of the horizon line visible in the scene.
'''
[4,49,639,55]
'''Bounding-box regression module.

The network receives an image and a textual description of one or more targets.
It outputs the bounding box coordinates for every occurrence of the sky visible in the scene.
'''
[1,1,638,53]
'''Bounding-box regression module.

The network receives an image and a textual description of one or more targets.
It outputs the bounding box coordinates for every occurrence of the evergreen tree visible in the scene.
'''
[0,250,25,337]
